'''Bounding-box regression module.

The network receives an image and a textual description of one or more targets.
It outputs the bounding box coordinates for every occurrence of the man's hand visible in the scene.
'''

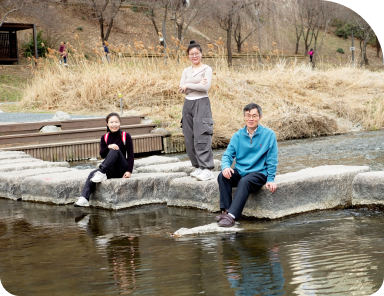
[108,144,119,150]
[265,182,277,193]
[122,172,131,178]
[222,168,234,179]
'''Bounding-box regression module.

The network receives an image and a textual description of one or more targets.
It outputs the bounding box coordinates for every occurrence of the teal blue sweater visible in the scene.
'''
[221,125,278,182]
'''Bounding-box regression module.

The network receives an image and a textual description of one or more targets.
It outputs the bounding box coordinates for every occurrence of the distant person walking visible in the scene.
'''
[74,113,134,207]
[308,48,314,63]
[59,42,67,65]
[179,40,215,181]
[103,41,110,63]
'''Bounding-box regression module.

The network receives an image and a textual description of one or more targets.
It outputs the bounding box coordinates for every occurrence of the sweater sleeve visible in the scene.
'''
[186,67,212,92]
[221,134,237,170]
[100,135,109,158]
[125,133,134,173]
[265,132,278,182]
[179,68,187,86]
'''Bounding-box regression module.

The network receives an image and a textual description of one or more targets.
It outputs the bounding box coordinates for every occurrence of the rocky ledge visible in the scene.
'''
[0,150,381,219]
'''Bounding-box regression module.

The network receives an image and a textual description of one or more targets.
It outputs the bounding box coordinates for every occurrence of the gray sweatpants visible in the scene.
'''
[182,97,214,169]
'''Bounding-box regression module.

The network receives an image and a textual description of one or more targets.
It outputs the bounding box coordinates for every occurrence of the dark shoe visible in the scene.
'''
[217,214,235,227]
[214,211,227,221]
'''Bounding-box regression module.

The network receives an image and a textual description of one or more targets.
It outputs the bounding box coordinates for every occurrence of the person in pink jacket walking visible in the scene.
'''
[308,48,314,63]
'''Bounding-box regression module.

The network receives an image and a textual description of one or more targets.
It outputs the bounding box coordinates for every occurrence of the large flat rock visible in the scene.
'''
[134,156,180,168]
[0,161,69,172]
[168,165,370,219]
[0,167,73,200]
[21,169,93,204]
[136,160,222,174]
[167,172,221,211]
[243,165,370,219]
[352,171,384,206]
[92,172,187,210]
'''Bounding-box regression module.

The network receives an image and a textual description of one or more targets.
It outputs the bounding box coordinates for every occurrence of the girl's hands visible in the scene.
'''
[123,172,131,178]
[108,144,119,150]
[179,84,188,93]
[199,78,208,85]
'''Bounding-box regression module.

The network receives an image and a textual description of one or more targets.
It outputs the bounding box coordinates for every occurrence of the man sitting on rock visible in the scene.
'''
[216,103,278,227]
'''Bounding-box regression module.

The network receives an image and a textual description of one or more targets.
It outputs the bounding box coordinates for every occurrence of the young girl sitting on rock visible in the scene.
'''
[74,113,134,207]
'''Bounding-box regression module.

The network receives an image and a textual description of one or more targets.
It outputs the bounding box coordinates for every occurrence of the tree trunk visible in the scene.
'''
[226,16,233,67]
[99,18,105,42]
[376,36,381,58]
[294,25,302,54]
[104,18,113,41]
[176,15,184,41]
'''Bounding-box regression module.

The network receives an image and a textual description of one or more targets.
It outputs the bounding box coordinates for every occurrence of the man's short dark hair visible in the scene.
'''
[243,103,262,116]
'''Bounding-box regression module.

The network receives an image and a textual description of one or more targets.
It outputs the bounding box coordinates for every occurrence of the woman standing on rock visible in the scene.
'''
[74,113,134,207]
[179,40,215,181]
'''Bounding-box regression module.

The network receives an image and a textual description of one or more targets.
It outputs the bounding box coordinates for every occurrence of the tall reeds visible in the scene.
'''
[20,39,384,147]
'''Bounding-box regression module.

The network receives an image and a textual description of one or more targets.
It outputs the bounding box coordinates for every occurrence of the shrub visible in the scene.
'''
[336,48,345,54]
[76,26,83,31]
[130,5,138,12]
[22,30,48,58]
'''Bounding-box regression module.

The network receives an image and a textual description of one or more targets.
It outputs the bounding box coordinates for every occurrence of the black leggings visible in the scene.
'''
[81,149,128,200]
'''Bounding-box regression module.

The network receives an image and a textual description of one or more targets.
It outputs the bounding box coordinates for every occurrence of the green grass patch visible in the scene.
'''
[0,75,26,102]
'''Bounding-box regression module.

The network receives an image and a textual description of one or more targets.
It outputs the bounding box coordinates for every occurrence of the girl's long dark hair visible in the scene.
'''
[106,112,121,132]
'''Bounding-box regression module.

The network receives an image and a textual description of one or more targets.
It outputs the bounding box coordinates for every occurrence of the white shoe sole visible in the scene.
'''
[196,175,215,181]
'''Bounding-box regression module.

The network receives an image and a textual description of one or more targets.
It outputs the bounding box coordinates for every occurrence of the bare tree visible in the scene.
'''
[0,0,26,28]
[82,0,123,42]
[375,36,381,58]
[232,7,258,53]
[353,13,375,67]
[213,0,258,66]
[288,0,304,54]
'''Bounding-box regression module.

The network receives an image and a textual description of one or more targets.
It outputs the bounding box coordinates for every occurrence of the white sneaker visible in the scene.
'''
[190,168,203,178]
[196,169,215,181]
[74,196,89,207]
[90,171,107,183]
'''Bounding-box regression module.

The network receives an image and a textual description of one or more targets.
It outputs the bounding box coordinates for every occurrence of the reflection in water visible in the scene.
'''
[0,200,382,295]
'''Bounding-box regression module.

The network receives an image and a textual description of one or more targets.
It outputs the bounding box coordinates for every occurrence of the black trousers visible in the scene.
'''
[217,169,267,218]
[81,149,128,200]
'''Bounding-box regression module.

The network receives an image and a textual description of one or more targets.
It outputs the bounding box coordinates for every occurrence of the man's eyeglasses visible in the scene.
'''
[189,53,201,57]
[244,114,259,120]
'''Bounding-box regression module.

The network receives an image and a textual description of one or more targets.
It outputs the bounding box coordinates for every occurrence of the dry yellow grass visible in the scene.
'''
[20,44,384,147]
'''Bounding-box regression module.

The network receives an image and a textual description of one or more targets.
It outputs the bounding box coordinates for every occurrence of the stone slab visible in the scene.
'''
[0,158,42,165]
[136,159,222,174]
[0,167,73,200]
[167,172,221,211]
[0,153,32,160]
[21,169,94,204]
[0,161,69,172]
[352,171,384,206]
[0,151,26,155]
[168,165,370,219]
[92,172,187,210]
[173,222,243,237]
[242,165,370,219]
[134,155,180,168]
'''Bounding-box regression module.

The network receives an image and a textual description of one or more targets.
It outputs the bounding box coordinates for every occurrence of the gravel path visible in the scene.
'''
[0,113,99,123]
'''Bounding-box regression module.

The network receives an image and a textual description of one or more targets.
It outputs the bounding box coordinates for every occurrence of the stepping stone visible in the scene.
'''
[352,171,384,206]
[136,159,221,174]
[173,222,243,237]
[0,161,69,172]
[0,158,42,165]
[167,172,220,211]
[134,155,180,168]
[21,169,94,204]
[0,167,73,200]
[92,172,187,210]
[168,165,370,219]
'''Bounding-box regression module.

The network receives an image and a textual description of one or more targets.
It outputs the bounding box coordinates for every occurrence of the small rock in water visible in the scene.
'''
[172,222,243,237]
[150,128,172,136]
[52,111,71,121]
[40,126,62,133]
[0,109,4,113]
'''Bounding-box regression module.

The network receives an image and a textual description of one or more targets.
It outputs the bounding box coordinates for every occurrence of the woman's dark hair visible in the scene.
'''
[187,40,202,54]
[310,48,313,51]
[106,112,121,132]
